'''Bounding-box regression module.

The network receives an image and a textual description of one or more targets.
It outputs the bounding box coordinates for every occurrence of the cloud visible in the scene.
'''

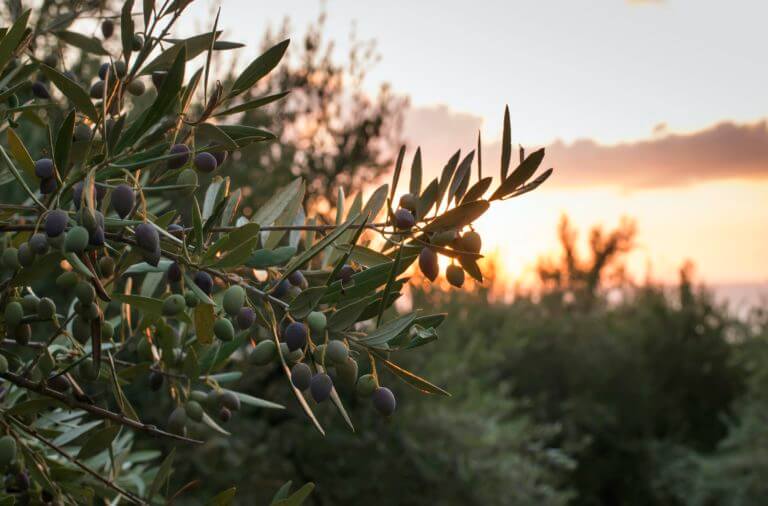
[545,120,768,189]
[403,105,768,190]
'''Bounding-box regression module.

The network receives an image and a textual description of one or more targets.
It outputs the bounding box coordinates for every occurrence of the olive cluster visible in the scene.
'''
[168,389,241,436]
[394,192,482,289]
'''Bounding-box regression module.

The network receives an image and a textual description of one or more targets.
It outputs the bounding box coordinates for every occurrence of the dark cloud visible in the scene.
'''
[404,106,768,190]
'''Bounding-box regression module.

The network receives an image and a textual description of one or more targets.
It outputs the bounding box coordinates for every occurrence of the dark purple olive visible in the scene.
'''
[40,177,57,194]
[31,81,50,99]
[194,271,213,294]
[167,261,182,283]
[418,247,439,282]
[149,370,163,391]
[236,307,255,329]
[272,279,290,298]
[135,223,159,252]
[89,226,105,246]
[287,270,306,287]
[101,20,114,39]
[111,184,135,219]
[212,150,228,166]
[338,264,355,283]
[168,223,185,238]
[291,363,312,391]
[372,386,397,416]
[193,152,218,173]
[394,208,415,230]
[167,144,190,170]
[310,373,333,402]
[45,210,68,237]
[98,62,110,80]
[284,322,308,351]
[34,158,54,179]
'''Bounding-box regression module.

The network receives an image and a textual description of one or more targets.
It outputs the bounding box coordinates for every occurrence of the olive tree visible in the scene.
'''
[0,2,553,504]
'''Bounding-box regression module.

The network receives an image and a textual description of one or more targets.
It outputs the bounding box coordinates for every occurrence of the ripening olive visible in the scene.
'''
[21,294,39,313]
[193,271,213,294]
[372,387,397,416]
[446,264,465,288]
[356,374,377,397]
[17,243,34,267]
[100,320,114,339]
[310,373,333,402]
[218,390,240,411]
[134,223,159,253]
[287,270,306,288]
[14,324,30,345]
[185,400,204,422]
[47,374,70,393]
[78,358,100,381]
[126,78,145,96]
[132,34,143,50]
[4,302,23,328]
[280,343,304,364]
[89,80,105,99]
[398,193,419,214]
[291,363,312,391]
[457,230,481,253]
[56,271,78,290]
[29,233,49,255]
[418,247,439,282]
[167,261,182,283]
[218,407,232,423]
[284,322,308,351]
[189,390,207,404]
[34,158,54,179]
[71,315,90,343]
[73,123,92,142]
[184,291,198,308]
[167,144,190,170]
[250,340,277,365]
[31,81,50,99]
[222,285,245,316]
[306,311,326,335]
[326,340,349,364]
[75,281,95,305]
[149,371,164,391]
[272,279,290,298]
[99,256,115,277]
[162,294,186,316]
[151,71,167,89]
[111,184,135,219]
[338,264,355,283]
[45,210,68,237]
[64,226,89,253]
[194,152,218,173]
[213,318,234,342]
[37,298,56,320]
[236,307,255,329]
[336,357,359,387]
[1,248,19,270]
[212,150,227,166]
[176,168,198,195]
[0,436,17,469]
[101,20,114,39]
[167,406,186,434]
[394,208,415,229]
[40,176,57,194]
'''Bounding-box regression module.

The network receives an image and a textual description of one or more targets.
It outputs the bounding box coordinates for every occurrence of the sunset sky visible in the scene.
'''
[181,1,768,299]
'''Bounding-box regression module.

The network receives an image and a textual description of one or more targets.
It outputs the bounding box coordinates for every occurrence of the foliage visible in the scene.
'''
[0,2,552,504]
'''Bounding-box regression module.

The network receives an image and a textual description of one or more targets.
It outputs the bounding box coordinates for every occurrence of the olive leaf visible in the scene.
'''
[229,39,290,97]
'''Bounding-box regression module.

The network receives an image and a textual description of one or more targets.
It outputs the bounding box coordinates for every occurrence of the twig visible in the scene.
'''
[0,371,202,445]
[7,415,147,505]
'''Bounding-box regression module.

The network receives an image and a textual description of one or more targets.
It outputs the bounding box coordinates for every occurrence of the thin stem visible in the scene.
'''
[0,371,202,445]
[7,415,146,505]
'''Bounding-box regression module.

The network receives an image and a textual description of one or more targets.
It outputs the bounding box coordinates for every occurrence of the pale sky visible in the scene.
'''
[178,1,768,292]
